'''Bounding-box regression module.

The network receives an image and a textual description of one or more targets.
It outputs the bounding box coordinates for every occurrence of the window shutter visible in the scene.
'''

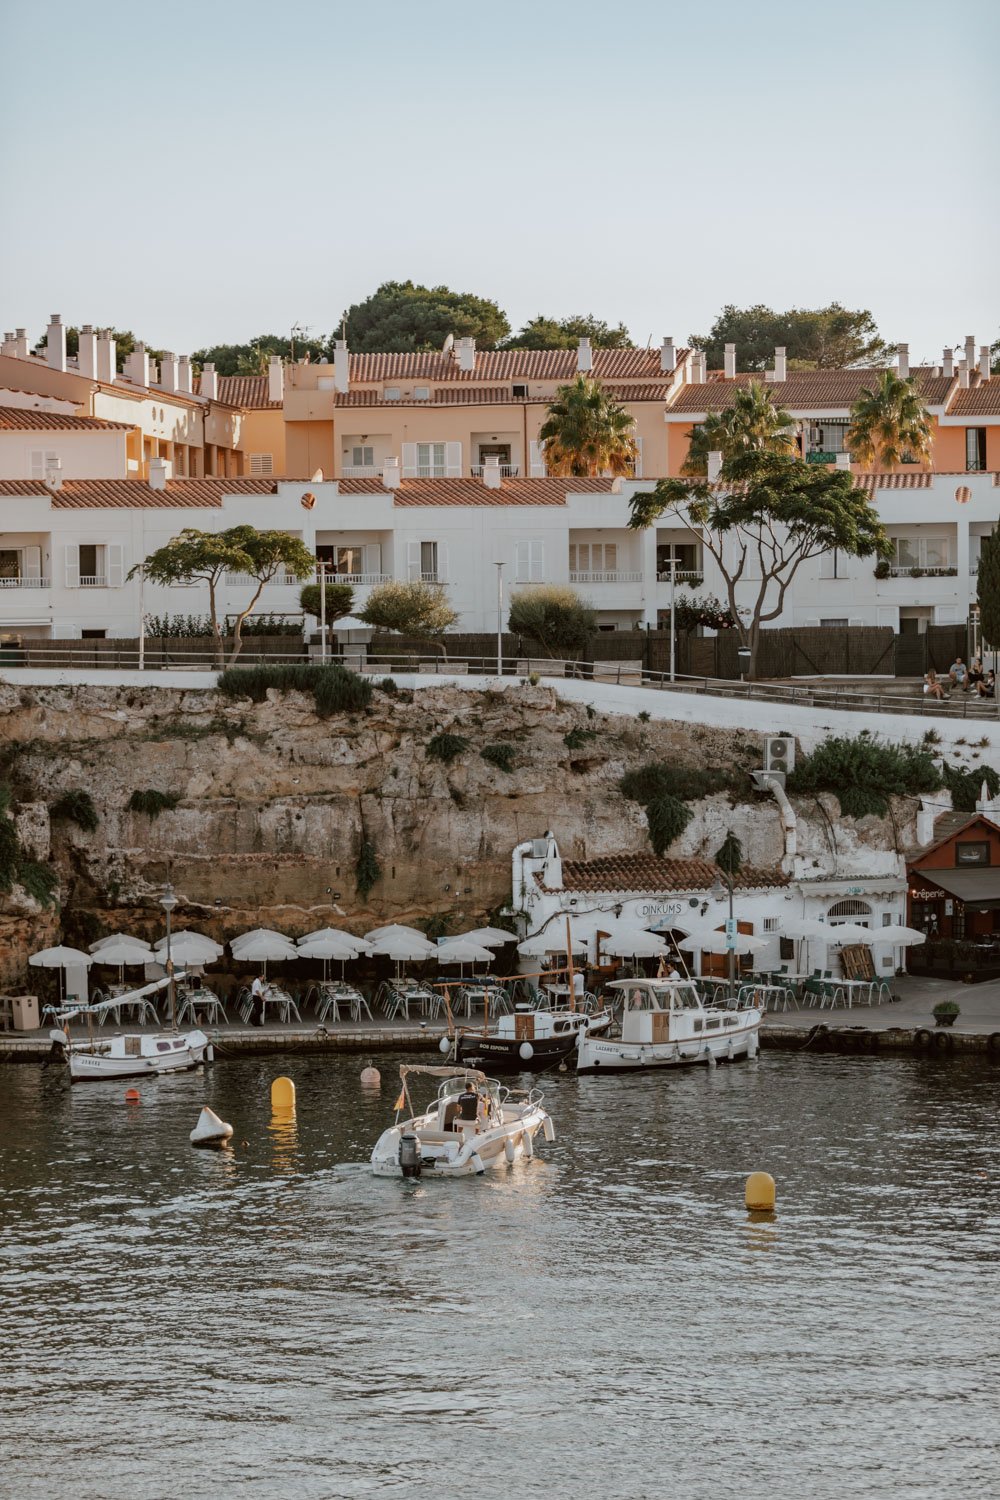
[530,540,545,581]
[876,607,898,629]
[364,543,381,579]
[515,541,527,580]
[30,450,44,480]
[437,542,449,582]
[603,542,617,575]
[406,540,421,580]
[249,453,273,476]
[65,545,80,588]
[848,617,865,627]
[401,442,418,479]
[107,544,124,588]
[633,436,643,479]
[529,440,545,478]
[23,546,41,581]
[445,441,462,477]
[568,543,578,574]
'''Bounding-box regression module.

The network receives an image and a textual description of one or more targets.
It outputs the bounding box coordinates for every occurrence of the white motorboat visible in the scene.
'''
[370,1064,555,1179]
[48,974,213,1082]
[575,978,761,1074]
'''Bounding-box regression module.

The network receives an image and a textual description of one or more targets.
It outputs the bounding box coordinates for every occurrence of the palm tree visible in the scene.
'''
[846,370,933,471]
[539,376,638,477]
[682,382,794,476]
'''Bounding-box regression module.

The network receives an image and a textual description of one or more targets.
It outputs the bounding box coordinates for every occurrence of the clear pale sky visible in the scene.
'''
[1,0,996,361]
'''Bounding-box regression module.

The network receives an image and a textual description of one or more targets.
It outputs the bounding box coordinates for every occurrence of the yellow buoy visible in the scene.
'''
[271,1076,296,1111]
[745,1171,776,1212]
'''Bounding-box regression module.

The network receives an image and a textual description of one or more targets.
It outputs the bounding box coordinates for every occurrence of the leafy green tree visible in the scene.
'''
[629,450,891,677]
[299,581,355,624]
[358,579,458,657]
[192,332,327,376]
[340,281,510,352]
[976,521,1000,668]
[683,382,794,476]
[538,376,637,477]
[845,371,933,470]
[502,314,632,350]
[691,303,893,371]
[507,585,597,660]
[131,526,315,666]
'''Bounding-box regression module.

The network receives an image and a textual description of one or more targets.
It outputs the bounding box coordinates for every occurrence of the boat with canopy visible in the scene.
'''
[370,1064,555,1178]
[575,978,761,1074]
[47,973,212,1082]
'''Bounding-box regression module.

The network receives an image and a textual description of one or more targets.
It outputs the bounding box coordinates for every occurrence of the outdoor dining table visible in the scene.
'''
[98,985,161,1026]
[379,982,438,1022]
[238,985,302,1024]
[737,981,798,1012]
[176,988,227,1026]
[310,981,372,1023]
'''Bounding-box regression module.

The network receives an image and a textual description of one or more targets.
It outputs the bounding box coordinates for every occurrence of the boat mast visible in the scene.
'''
[566,915,576,1013]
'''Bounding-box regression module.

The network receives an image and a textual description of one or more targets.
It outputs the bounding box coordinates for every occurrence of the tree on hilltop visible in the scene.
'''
[340,281,510,352]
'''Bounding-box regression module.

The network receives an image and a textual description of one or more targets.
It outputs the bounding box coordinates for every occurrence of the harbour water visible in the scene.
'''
[1,1053,998,1499]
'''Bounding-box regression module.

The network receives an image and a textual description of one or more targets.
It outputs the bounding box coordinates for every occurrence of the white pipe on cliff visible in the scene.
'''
[512,840,533,913]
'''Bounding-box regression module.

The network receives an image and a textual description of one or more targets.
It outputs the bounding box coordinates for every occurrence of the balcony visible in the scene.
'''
[656,570,704,585]
[341,465,381,478]
[569,571,643,586]
[317,571,389,586]
[471,463,520,478]
[225,568,298,587]
[0,577,50,589]
[79,575,107,588]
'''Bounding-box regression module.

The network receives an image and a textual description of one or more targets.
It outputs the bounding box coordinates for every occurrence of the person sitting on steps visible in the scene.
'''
[949,657,968,692]
[924,670,946,700]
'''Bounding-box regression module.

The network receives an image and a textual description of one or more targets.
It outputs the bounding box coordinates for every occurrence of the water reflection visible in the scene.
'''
[268,1106,299,1174]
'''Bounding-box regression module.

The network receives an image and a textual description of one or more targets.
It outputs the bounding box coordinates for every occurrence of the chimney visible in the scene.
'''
[707,450,723,482]
[381,456,401,489]
[14,328,28,357]
[268,355,284,403]
[980,346,992,380]
[177,355,192,395]
[965,335,976,371]
[691,351,706,383]
[959,360,970,389]
[835,452,852,470]
[577,337,593,374]
[46,314,66,372]
[943,347,954,377]
[148,457,168,491]
[127,342,150,387]
[660,337,676,373]
[96,330,116,384]
[724,343,737,379]
[896,343,909,381]
[482,455,502,490]
[457,336,477,374]
[333,338,349,393]
[200,361,218,400]
[772,346,787,382]
[44,458,63,491]
[78,324,98,378]
[159,352,179,392]
[0,333,13,357]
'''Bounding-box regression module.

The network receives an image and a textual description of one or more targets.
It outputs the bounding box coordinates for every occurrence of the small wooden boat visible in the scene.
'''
[575,978,761,1074]
[48,975,213,1083]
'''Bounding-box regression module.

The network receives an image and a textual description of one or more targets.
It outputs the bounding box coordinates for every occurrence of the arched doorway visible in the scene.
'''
[827,898,872,927]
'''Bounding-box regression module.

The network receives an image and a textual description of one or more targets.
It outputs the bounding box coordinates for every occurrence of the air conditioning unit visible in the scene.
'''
[764,736,795,774]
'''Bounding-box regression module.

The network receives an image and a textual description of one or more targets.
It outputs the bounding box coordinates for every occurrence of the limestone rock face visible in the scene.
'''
[14,803,50,864]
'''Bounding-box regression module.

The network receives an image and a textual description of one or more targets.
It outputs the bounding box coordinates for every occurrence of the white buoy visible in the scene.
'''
[438,1036,452,1055]
[190,1106,233,1148]
[360,1065,381,1086]
[504,1138,517,1164]
[519,1041,534,1061]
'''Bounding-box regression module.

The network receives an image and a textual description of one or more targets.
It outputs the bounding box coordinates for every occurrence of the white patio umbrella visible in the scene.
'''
[435,939,496,976]
[231,927,288,953]
[89,937,155,986]
[365,923,430,945]
[89,933,152,954]
[153,931,223,965]
[679,928,769,956]
[869,925,926,946]
[827,923,876,945]
[297,934,365,979]
[298,927,370,954]
[29,945,93,1002]
[231,931,299,979]
[462,926,518,948]
[781,918,832,939]
[517,930,588,958]
[367,933,436,960]
[601,931,670,960]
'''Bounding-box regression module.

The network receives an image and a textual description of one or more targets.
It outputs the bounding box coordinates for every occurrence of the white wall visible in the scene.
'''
[0,428,128,480]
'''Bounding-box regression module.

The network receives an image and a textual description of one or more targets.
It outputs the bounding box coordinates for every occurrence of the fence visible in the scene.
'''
[5,636,306,670]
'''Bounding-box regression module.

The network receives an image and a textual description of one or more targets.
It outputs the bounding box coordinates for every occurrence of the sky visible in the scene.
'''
[1,0,997,363]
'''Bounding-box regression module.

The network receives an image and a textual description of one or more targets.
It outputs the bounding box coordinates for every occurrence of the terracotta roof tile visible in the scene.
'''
[0,477,280,509]
[347,347,689,383]
[551,855,790,895]
[853,472,935,494]
[667,367,954,414]
[947,378,1000,417]
[0,479,50,495]
[392,476,617,507]
[207,374,281,410]
[336,477,393,493]
[0,406,134,432]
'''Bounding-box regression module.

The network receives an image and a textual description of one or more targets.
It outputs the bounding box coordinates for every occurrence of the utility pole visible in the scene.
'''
[494,561,506,677]
[318,559,328,664]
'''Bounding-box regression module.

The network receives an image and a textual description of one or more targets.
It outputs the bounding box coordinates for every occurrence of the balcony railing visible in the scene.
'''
[225,569,297,587]
[568,571,644,585]
[316,571,389,586]
[471,463,520,478]
[341,465,381,478]
[886,564,957,578]
[656,570,704,585]
[0,577,50,589]
[79,575,107,588]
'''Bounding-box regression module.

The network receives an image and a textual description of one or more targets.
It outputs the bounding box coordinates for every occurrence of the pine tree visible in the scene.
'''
[976,522,1000,670]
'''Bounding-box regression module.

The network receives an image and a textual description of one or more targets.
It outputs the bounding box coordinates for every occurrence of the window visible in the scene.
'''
[413,386,430,400]
[351,446,374,468]
[416,442,446,478]
[569,542,618,576]
[30,449,58,480]
[515,540,545,583]
[820,618,849,626]
[512,383,528,398]
[893,536,951,572]
[955,841,990,866]
[81,629,106,639]
[384,387,400,401]
[762,917,779,933]
[828,898,872,924]
[819,548,845,579]
[656,542,699,577]
[0,550,19,580]
[966,428,987,472]
[420,541,438,580]
[249,453,273,475]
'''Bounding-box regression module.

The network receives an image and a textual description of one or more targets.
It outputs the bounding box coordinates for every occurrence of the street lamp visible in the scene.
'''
[160,881,178,1030]
[317,558,328,664]
[711,863,736,999]
[493,561,506,677]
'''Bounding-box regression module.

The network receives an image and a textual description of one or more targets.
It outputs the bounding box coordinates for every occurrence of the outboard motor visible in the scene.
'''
[398,1131,422,1179]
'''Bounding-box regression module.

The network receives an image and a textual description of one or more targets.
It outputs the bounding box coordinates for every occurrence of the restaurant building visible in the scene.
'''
[907,807,1000,969]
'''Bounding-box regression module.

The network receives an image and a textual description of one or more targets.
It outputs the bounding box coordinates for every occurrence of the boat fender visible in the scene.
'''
[522,1129,534,1159]
[932,1031,953,1052]
[504,1138,517,1164]
[747,1033,759,1060]
[706,1049,716,1068]
[519,1042,534,1061]
[439,1036,452,1055]
[543,1115,555,1142]
[987,1032,1000,1055]
[399,1132,422,1179]
[913,1028,932,1049]
[470,1152,485,1176]
[205,1044,214,1063]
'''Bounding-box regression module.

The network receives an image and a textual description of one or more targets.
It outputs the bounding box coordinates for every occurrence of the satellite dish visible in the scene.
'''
[310,468,324,482]
[442,334,454,354]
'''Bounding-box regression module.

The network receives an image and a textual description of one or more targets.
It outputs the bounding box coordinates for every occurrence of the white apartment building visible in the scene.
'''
[0,463,995,641]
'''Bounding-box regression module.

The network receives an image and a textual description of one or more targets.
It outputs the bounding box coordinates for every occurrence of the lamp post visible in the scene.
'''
[160,881,178,1029]
[669,554,676,683]
[493,561,506,677]
[317,558,328,664]
[711,862,736,999]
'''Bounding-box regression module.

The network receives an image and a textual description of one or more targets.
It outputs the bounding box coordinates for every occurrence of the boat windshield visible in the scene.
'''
[618,980,701,1012]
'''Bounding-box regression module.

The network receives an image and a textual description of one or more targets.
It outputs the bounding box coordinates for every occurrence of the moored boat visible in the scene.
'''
[576,978,761,1074]
[447,1001,613,1073]
[370,1064,554,1178]
[48,975,213,1082]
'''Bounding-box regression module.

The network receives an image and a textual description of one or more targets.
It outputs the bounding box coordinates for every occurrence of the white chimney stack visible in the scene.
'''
[772,346,787,382]
[943,347,954,377]
[660,337,676,373]
[127,342,150,387]
[333,338,349,394]
[577,337,593,374]
[268,355,284,403]
[159,352,179,393]
[835,452,852,470]
[0,333,13,357]
[958,360,970,389]
[78,324,98,378]
[14,328,28,357]
[897,343,909,381]
[200,362,218,400]
[482,455,503,490]
[724,343,737,379]
[96,330,116,384]
[148,457,169,491]
[965,335,976,371]
[980,346,991,380]
[457,336,477,374]
[690,351,706,383]
[46,314,66,372]
[707,450,723,482]
[44,458,63,491]
[381,456,401,489]
[177,355,192,395]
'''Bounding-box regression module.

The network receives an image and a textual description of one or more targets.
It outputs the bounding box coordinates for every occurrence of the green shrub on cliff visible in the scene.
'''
[940,761,1000,813]
[355,839,381,899]
[0,791,18,891]
[788,733,941,818]
[216,662,372,715]
[17,860,59,907]
[427,732,469,764]
[620,762,735,803]
[480,743,516,774]
[646,795,692,856]
[128,789,181,819]
[50,789,99,832]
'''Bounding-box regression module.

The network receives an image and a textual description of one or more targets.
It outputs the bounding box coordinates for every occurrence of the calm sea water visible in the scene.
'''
[1,1051,998,1500]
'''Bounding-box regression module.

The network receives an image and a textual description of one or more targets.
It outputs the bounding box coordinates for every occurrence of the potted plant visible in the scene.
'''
[874,559,891,580]
[932,999,960,1028]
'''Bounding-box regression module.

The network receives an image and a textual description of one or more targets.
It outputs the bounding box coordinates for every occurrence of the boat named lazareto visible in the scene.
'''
[370,1065,554,1178]
[575,978,761,1074]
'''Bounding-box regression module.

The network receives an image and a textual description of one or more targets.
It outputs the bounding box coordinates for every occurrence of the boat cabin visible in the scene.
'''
[607,978,744,1045]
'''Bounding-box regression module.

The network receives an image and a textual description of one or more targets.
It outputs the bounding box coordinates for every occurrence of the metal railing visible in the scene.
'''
[568,571,644,585]
[886,564,956,578]
[0,577,50,589]
[471,463,519,478]
[655,570,704,584]
[316,571,388,586]
[224,569,297,587]
[78,575,107,588]
[340,465,381,478]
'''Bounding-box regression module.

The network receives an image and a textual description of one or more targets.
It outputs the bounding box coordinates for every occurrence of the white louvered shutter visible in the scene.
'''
[530,540,544,581]
[876,607,898,628]
[364,543,381,580]
[633,436,644,478]
[106,544,124,588]
[401,443,418,479]
[445,442,462,477]
[436,542,449,582]
[65,545,80,589]
[515,541,528,581]
[23,546,41,582]
[529,440,546,478]
[848,617,865,627]
[407,540,421,580]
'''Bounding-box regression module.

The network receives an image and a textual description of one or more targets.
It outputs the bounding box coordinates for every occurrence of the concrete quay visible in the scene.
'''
[761,975,1000,1055]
